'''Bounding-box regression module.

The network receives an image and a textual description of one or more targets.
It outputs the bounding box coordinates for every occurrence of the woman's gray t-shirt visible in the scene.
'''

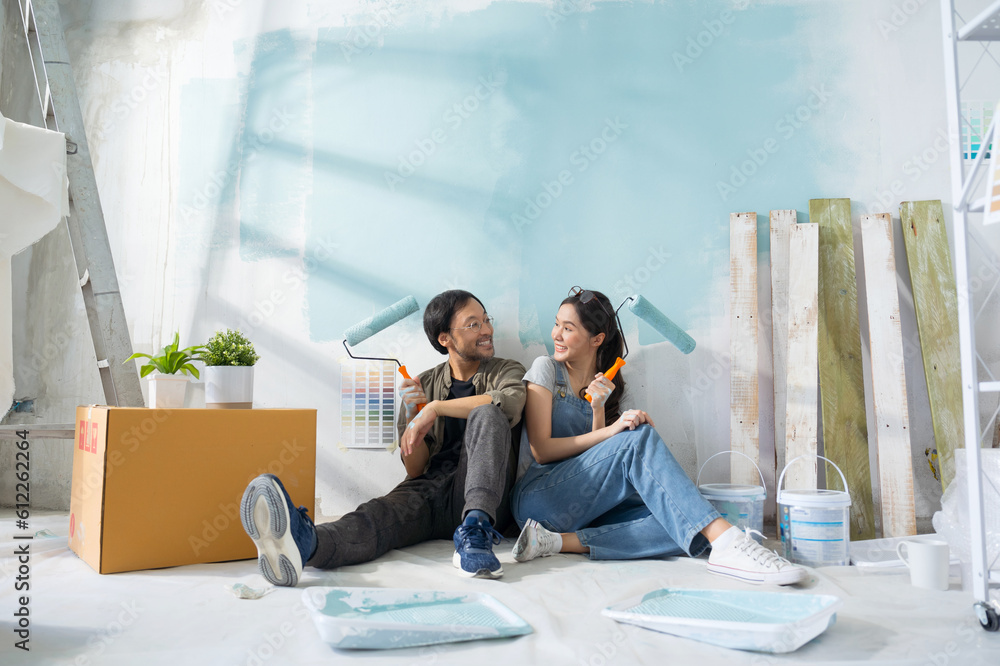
[515,355,634,481]
[516,356,560,480]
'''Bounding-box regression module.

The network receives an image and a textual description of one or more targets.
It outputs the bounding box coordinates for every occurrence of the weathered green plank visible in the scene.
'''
[813,198,876,541]
[899,200,963,492]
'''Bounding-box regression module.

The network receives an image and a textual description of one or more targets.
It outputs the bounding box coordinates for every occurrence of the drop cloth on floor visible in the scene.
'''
[1,511,998,665]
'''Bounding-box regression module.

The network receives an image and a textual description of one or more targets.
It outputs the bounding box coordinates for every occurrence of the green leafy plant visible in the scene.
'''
[124,332,205,378]
[202,328,260,367]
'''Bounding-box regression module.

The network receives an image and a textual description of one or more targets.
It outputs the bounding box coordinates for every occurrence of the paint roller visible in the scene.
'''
[582,294,693,402]
[343,296,425,409]
[585,356,626,403]
[619,294,696,355]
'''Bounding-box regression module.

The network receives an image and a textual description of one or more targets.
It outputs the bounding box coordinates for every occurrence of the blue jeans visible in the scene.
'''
[511,361,719,560]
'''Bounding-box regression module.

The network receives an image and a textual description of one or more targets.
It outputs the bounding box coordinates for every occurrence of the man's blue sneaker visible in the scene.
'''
[240,474,317,587]
[452,511,504,579]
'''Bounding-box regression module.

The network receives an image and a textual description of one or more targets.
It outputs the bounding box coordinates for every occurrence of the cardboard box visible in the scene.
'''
[69,406,316,574]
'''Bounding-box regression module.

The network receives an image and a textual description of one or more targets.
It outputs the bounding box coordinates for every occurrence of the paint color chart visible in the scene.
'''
[340,360,397,449]
[962,100,994,161]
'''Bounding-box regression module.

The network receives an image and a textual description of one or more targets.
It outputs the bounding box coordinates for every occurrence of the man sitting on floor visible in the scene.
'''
[239,290,526,585]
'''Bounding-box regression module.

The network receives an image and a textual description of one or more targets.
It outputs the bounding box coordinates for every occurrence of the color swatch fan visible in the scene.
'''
[340,359,396,449]
[984,100,1000,225]
[339,296,420,450]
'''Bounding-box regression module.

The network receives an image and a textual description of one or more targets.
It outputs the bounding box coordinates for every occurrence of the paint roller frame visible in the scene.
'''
[616,295,696,355]
[342,295,426,409]
[342,295,421,367]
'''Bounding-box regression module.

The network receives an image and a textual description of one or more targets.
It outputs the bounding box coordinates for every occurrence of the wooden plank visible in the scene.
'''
[770,210,795,490]
[813,198,876,541]
[860,214,916,538]
[730,212,759,485]
[784,223,819,490]
[900,200,964,491]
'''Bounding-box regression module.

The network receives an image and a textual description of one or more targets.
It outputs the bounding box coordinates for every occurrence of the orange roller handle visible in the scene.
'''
[585,357,626,403]
[398,365,426,411]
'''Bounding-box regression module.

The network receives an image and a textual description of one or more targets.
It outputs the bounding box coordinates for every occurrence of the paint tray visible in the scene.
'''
[602,588,842,653]
[303,587,533,650]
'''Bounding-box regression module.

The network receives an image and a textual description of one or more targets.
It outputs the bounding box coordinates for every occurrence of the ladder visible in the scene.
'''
[940,0,1000,632]
[2,0,143,414]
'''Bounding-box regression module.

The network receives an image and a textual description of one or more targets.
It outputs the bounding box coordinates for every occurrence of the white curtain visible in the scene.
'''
[0,110,70,415]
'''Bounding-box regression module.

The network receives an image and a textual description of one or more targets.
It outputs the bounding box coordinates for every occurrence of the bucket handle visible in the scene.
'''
[697,450,766,497]
[777,454,850,497]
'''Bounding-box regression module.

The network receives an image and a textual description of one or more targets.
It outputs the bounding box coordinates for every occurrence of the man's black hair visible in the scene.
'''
[423,290,486,355]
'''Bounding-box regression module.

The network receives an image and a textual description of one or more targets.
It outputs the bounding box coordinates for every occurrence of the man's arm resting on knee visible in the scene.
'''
[424,395,491,419]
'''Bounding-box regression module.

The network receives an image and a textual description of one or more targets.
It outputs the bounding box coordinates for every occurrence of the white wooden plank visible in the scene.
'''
[784,223,819,490]
[860,214,916,537]
[770,210,794,491]
[730,212,759,485]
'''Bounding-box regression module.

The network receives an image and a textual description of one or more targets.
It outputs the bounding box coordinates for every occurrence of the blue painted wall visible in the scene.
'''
[181,0,846,353]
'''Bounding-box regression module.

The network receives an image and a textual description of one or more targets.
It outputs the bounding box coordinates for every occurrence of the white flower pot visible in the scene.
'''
[148,375,189,409]
[204,365,254,409]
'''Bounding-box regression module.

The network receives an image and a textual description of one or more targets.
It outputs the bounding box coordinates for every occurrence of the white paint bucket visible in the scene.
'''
[777,455,852,567]
[697,451,766,542]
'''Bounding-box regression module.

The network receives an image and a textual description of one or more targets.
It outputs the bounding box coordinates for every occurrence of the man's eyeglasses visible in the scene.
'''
[451,316,495,334]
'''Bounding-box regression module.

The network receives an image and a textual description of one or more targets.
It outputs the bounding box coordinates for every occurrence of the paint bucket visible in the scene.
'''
[777,455,852,567]
[697,451,766,542]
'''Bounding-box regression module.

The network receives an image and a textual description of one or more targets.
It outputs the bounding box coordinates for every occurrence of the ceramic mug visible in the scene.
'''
[896,540,950,591]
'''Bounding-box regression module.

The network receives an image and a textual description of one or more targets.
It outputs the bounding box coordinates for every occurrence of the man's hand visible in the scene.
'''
[400,376,429,421]
[400,402,439,457]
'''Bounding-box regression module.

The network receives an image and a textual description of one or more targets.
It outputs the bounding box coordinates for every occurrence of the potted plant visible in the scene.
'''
[124,332,205,408]
[201,328,259,409]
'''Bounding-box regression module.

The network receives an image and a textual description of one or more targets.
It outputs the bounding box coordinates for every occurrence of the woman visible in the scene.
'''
[510,287,804,585]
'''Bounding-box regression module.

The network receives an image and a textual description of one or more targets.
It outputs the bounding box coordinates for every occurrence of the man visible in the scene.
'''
[239,290,526,585]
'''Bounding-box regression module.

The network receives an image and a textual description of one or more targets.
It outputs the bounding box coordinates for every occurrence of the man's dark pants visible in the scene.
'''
[309,404,517,569]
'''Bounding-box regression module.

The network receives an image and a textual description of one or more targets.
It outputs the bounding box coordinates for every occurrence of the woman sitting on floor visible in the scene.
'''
[510,287,804,585]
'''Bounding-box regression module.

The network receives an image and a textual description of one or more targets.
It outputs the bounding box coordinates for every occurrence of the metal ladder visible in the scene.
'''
[940,0,1000,633]
[1,0,143,425]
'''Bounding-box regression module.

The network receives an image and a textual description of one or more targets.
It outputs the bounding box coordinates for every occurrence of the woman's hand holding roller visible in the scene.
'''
[586,373,615,410]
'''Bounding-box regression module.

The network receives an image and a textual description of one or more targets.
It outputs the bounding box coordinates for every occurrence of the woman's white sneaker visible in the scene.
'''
[512,519,562,562]
[707,527,805,585]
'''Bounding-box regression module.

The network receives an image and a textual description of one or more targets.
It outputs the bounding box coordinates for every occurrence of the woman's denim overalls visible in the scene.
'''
[511,359,719,560]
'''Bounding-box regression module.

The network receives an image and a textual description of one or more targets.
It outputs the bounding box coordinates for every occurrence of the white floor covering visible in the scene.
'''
[1,511,999,665]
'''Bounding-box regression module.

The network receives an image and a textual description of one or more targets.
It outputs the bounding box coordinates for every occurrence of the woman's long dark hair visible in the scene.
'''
[562,289,625,422]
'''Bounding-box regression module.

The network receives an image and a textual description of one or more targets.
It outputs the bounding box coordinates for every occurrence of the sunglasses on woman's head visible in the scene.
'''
[568,286,613,319]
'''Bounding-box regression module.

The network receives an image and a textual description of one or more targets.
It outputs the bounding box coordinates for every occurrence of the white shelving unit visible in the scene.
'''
[940,0,1000,632]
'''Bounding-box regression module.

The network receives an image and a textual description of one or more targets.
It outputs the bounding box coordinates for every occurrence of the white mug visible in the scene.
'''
[896,540,950,591]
